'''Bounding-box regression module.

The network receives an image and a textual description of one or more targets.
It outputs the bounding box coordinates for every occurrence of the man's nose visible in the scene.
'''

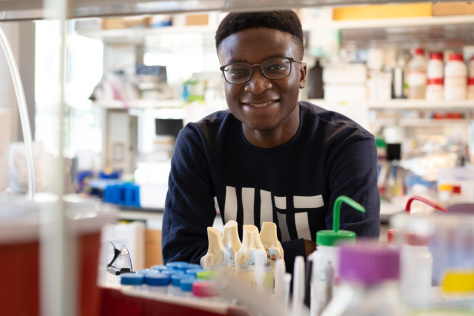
[244,67,272,94]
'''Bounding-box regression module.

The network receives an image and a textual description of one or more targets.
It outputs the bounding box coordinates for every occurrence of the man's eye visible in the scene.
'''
[265,64,286,72]
[229,68,249,75]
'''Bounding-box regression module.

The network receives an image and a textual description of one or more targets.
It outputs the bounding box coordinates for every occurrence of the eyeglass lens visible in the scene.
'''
[223,57,291,84]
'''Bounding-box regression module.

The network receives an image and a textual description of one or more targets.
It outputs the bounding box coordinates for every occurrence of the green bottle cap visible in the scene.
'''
[316,196,366,247]
[196,270,219,280]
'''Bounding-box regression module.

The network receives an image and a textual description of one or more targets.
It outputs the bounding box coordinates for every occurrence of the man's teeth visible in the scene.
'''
[250,101,272,108]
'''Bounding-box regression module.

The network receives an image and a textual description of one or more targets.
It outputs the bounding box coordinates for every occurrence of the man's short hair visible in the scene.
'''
[215,10,304,59]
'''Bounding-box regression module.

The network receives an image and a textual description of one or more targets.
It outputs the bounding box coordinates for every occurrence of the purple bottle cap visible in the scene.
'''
[338,241,400,284]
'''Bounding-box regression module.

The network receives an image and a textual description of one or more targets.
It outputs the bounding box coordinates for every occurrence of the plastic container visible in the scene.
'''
[467,78,474,100]
[120,273,145,290]
[400,232,433,300]
[445,53,467,101]
[310,196,366,316]
[0,194,116,316]
[426,52,444,101]
[321,242,403,316]
[407,47,427,99]
[144,273,171,294]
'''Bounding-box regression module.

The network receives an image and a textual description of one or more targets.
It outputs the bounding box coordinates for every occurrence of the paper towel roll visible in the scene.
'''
[0,110,11,152]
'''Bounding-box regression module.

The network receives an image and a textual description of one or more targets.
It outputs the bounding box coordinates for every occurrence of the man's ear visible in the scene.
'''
[299,62,307,89]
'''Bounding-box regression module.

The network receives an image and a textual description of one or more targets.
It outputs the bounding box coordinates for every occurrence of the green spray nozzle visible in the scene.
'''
[316,195,366,247]
[333,195,366,233]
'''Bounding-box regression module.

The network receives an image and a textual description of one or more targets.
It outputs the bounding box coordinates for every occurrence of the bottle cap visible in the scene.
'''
[468,78,474,86]
[449,53,464,61]
[171,274,193,287]
[429,52,443,60]
[166,262,190,270]
[338,241,400,284]
[180,278,197,292]
[135,269,150,275]
[387,229,396,245]
[144,273,171,286]
[159,269,184,275]
[316,196,365,246]
[442,270,474,294]
[414,47,424,55]
[404,231,429,246]
[186,263,203,270]
[192,281,219,297]
[196,270,218,280]
[186,268,204,277]
[150,265,167,271]
[120,273,144,286]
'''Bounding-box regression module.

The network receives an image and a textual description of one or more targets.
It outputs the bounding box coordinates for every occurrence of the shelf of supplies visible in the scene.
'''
[76,25,216,42]
[309,99,474,110]
[303,15,474,30]
[93,99,183,109]
[398,118,473,126]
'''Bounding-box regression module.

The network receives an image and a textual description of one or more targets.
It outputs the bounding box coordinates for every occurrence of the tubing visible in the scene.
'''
[0,21,36,200]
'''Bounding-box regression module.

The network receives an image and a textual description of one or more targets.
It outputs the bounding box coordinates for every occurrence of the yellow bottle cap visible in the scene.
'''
[441,270,474,294]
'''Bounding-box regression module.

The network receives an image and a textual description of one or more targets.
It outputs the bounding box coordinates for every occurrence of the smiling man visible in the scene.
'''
[162,10,380,273]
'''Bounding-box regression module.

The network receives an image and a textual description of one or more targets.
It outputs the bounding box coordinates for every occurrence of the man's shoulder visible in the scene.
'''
[299,101,372,139]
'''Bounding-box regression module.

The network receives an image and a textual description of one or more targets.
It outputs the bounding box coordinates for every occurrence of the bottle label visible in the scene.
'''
[445,76,467,87]
[427,78,444,85]
[408,71,427,86]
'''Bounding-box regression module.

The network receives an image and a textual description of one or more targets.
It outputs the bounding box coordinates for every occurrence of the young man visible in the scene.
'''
[162,10,380,273]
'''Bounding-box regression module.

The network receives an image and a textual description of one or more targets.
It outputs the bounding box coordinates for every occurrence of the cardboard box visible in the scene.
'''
[102,17,151,30]
[333,3,432,20]
[185,14,209,26]
[433,2,474,16]
[146,229,162,267]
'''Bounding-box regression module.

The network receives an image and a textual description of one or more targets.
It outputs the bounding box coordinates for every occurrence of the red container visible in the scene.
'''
[0,195,116,316]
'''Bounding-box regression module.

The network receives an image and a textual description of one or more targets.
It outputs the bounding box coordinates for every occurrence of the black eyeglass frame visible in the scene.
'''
[219,57,304,84]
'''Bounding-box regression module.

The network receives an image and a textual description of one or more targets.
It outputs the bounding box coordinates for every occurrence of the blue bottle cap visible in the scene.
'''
[185,268,204,277]
[144,273,171,286]
[160,269,184,275]
[121,273,144,286]
[171,274,193,287]
[186,263,202,270]
[180,277,197,292]
[135,269,150,275]
[166,262,189,270]
[150,265,167,271]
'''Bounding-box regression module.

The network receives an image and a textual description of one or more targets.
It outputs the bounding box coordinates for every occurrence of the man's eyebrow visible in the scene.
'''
[225,55,288,65]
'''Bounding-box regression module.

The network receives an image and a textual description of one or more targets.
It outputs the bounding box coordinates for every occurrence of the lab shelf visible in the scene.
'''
[308,99,474,110]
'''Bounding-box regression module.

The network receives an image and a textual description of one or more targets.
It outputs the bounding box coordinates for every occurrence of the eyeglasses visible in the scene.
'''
[220,57,304,84]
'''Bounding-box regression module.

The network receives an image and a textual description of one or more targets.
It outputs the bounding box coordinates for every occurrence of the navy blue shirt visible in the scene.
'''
[162,101,380,273]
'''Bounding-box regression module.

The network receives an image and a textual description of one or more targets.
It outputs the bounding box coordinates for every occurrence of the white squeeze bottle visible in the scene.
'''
[400,231,432,300]
[467,55,474,99]
[426,52,444,101]
[407,47,427,99]
[310,196,366,316]
[445,52,467,101]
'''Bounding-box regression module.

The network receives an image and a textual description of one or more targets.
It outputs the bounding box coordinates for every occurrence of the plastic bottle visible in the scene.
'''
[308,59,324,99]
[407,47,427,99]
[310,196,366,316]
[469,55,474,78]
[400,232,433,300]
[321,242,404,316]
[467,78,474,100]
[392,56,405,99]
[445,53,467,101]
[426,52,444,101]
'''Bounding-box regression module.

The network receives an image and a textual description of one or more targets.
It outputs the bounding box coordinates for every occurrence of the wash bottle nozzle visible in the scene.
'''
[316,196,366,246]
[405,195,447,214]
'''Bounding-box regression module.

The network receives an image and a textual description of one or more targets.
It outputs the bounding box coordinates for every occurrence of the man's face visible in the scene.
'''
[218,27,307,146]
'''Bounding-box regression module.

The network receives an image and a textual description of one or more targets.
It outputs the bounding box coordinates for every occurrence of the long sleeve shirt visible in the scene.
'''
[162,101,380,273]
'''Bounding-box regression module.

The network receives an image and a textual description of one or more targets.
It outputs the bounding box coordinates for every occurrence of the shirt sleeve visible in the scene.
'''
[325,133,381,239]
[161,126,217,264]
